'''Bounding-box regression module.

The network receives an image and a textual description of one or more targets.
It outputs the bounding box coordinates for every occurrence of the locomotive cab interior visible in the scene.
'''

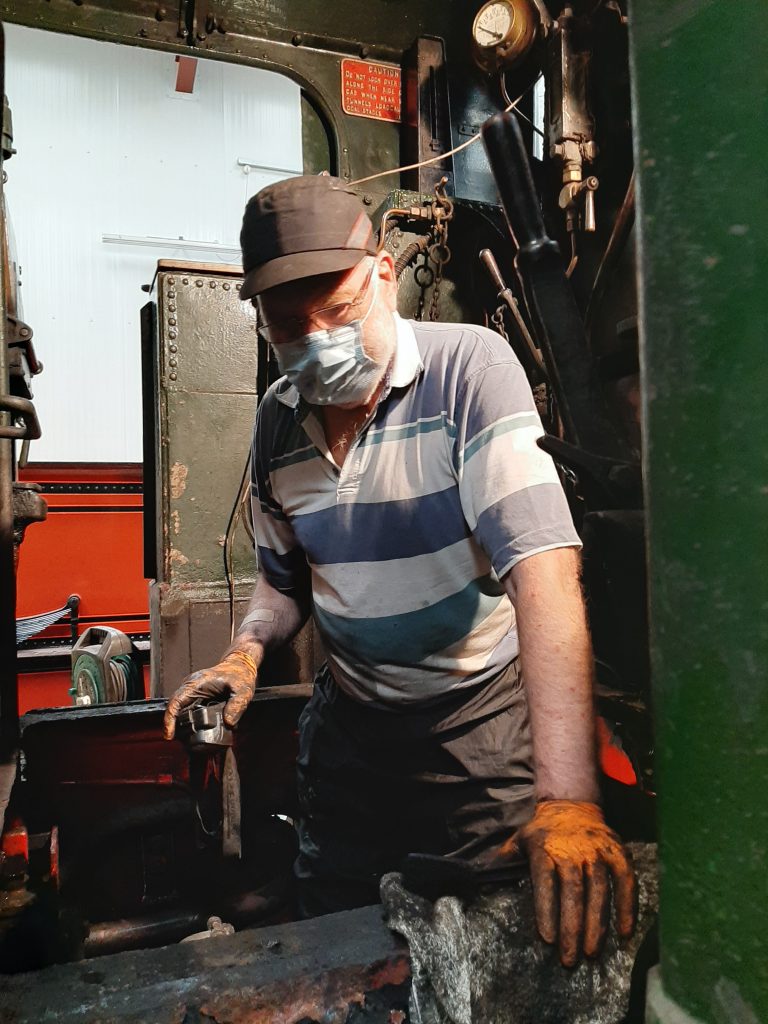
[0,3,764,1023]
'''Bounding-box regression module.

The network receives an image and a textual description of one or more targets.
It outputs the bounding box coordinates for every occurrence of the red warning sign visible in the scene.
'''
[341,59,401,123]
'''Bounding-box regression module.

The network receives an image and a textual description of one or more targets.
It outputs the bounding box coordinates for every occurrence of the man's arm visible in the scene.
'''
[163,573,309,739]
[504,546,598,803]
[503,546,635,966]
[225,572,311,674]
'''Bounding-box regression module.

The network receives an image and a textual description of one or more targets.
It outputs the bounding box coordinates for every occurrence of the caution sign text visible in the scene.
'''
[341,59,401,123]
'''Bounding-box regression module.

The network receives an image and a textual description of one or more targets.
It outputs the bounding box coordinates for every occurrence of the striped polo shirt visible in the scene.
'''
[251,313,581,706]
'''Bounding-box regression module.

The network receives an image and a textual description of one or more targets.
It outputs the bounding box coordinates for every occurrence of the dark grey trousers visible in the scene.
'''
[294,660,534,916]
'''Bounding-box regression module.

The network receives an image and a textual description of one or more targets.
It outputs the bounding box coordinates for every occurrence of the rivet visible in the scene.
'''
[168,291,176,299]
[168,276,175,284]
[182,277,189,285]
[196,280,204,287]
[209,281,217,289]
[169,317,176,326]
[363,194,373,205]
[292,33,302,45]
[360,45,370,58]
[168,330,177,339]
[169,372,177,381]
[169,358,178,368]
[222,282,231,291]
[170,345,178,353]
[168,303,176,312]
[155,6,166,20]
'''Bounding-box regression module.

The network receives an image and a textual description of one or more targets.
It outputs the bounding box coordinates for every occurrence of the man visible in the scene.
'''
[164,175,635,967]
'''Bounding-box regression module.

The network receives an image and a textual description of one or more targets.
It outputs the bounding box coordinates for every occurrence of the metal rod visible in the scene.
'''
[584,172,635,340]
[0,24,19,837]
[478,248,545,380]
[102,234,240,257]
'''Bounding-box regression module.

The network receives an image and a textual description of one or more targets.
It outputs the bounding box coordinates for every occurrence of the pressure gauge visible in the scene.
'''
[471,0,539,74]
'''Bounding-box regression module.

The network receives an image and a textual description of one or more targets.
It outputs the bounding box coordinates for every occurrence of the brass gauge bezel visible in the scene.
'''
[471,0,539,74]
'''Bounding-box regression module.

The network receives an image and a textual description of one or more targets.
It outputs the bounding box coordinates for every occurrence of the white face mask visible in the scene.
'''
[272,272,382,406]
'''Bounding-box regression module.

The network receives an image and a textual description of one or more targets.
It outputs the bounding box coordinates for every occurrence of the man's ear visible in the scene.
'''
[377,249,397,282]
[376,249,398,311]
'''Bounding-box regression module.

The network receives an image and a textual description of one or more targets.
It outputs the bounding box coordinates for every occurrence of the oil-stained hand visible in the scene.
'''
[500,800,636,967]
[162,650,258,740]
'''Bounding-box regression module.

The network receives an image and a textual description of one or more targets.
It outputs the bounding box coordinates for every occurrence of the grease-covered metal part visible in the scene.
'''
[0,905,411,1023]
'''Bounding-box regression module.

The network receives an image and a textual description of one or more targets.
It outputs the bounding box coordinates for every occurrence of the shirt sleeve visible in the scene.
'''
[452,339,582,579]
[250,400,310,597]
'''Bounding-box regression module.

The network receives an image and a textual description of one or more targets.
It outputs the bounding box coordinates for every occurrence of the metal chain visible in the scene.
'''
[428,178,454,322]
[491,305,510,343]
[414,254,434,321]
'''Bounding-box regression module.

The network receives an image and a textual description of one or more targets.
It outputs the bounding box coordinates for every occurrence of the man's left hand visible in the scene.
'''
[501,800,636,967]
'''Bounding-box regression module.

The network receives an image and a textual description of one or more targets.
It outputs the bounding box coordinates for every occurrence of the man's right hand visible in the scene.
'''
[162,650,259,740]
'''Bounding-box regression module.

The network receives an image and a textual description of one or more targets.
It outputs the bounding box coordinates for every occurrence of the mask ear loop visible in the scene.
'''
[358,260,380,328]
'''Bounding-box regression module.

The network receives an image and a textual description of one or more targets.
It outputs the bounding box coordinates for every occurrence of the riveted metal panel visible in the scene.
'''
[148,262,321,696]
[156,267,256,588]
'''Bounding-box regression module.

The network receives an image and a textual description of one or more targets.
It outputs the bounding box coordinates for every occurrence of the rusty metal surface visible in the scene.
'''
[11,482,46,552]
[0,905,411,1023]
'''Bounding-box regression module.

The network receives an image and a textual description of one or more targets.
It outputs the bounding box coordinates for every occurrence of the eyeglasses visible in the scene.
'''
[257,260,377,345]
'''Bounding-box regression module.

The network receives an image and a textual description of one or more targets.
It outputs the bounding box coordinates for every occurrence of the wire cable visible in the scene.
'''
[224,450,253,643]
[501,73,545,138]
[349,78,541,188]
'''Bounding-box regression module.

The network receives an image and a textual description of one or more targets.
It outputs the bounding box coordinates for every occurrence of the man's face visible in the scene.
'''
[256,251,398,408]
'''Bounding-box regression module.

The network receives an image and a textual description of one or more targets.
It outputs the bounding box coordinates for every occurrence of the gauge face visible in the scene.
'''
[473,1,514,49]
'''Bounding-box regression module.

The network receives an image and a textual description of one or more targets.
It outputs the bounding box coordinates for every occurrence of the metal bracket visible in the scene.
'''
[0,394,41,440]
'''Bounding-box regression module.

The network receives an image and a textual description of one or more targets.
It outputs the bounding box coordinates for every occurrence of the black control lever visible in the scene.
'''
[537,435,643,510]
[481,112,631,464]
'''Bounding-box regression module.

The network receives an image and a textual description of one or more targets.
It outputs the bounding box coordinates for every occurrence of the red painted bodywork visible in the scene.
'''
[16,463,150,711]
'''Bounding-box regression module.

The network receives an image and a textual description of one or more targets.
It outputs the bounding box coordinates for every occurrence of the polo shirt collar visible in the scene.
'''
[274,311,423,413]
[390,312,424,388]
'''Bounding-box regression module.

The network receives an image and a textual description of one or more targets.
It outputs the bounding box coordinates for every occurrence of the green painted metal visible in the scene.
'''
[630,3,768,1022]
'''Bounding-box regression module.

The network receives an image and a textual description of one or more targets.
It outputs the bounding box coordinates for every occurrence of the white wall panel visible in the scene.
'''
[4,25,302,462]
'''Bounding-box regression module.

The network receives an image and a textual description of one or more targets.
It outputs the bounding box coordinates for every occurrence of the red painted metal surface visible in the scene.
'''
[175,54,198,93]
[341,59,401,122]
[16,463,150,710]
[17,666,150,716]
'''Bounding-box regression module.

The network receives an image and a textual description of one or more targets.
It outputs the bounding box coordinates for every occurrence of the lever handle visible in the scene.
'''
[481,112,550,253]
[479,248,507,295]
